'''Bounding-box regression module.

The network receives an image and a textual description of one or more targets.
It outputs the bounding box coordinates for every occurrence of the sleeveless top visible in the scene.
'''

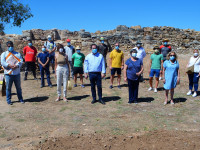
[56,52,67,65]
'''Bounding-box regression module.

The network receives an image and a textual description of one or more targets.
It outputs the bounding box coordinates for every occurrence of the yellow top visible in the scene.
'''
[109,49,124,68]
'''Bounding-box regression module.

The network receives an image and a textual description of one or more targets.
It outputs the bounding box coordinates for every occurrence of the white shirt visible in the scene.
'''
[134,47,146,62]
[188,56,200,73]
[64,45,74,61]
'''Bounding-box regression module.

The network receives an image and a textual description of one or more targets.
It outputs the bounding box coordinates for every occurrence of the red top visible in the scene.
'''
[23,46,37,62]
[160,45,172,50]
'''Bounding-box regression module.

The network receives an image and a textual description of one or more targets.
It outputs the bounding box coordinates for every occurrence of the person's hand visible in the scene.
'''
[177,77,180,85]
[163,79,166,84]
[8,64,13,68]
[124,77,127,82]
[109,66,112,70]
[101,73,106,78]
[55,74,57,78]
[148,70,151,74]
[11,64,18,70]
[136,72,141,76]
[121,66,124,70]
[85,74,88,79]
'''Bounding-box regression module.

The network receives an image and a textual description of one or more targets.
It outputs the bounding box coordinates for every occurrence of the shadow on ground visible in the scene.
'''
[24,96,49,103]
[174,97,187,103]
[103,96,121,102]
[68,95,90,101]
[137,97,154,103]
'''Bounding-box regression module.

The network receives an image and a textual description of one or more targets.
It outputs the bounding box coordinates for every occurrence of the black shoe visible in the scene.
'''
[117,85,121,89]
[109,85,113,89]
[49,85,53,88]
[99,100,105,105]
[20,100,25,104]
[91,100,96,104]
[24,77,27,81]
[8,102,13,105]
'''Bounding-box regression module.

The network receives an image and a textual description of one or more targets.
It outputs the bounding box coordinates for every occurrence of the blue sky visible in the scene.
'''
[4,0,200,34]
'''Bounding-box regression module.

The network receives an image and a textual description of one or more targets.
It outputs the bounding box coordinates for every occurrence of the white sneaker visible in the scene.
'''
[159,77,162,80]
[154,88,158,93]
[192,92,197,97]
[148,87,153,91]
[187,91,192,96]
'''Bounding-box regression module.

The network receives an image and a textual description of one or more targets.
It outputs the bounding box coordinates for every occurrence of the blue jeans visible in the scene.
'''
[89,72,102,101]
[40,67,51,86]
[188,73,199,91]
[127,79,139,103]
[5,74,23,104]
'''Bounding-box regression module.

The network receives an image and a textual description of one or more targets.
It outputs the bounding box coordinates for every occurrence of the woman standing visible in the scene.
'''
[55,44,70,102]
[186,49,200,97]
[163,51,180,105]
[124,49,144,104]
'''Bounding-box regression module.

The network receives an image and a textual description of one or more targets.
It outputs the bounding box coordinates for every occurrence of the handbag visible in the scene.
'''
[186,56,200,74]
[67,80,72,90]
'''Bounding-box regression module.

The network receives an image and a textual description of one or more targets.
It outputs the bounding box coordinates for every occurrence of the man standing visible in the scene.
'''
[160,39,172,62]
[65,39,75,78]
[23,39,37,80]
[84,44,106,105]
[133,40,146,82]
[109,43,124,89]
[44,35,56,73]
[1,41,24,105]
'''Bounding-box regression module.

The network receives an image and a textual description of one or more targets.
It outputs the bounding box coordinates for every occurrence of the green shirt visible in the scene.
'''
[72,53,85,67]
[150,53,163,69]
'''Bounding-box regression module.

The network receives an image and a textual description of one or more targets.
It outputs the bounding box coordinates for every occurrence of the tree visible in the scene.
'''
[0,0,33,34]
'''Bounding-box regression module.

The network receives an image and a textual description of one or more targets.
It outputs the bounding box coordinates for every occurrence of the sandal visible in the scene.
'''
[63,98,68,102]
[55,97,60,102]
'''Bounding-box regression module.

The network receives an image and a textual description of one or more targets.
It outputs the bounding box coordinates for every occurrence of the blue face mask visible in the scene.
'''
[164,42,168,46]
[67,42,71,46]
[92,49,97,54]
[76,50,81,53]
[101,41,104,44]
[28,43,32,47]
[115,46,119,50]
[132,53,137,57]
[170,56,175,61]
[48,38,51,41]
[8,47,14,52]
[42,48,46,52]
[136,44,141,47]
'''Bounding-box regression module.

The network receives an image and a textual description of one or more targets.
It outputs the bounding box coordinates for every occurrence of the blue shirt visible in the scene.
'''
[84,52,106,74]
[37,52,50,68]
[125,58,143,81]
[1,51,23,75]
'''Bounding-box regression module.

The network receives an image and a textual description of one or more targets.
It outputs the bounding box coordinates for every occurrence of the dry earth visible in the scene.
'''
[0,52,200,150]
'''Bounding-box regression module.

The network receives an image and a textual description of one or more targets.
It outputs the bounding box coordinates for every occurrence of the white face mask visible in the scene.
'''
[59,48,64,53]
[194,53,199,57]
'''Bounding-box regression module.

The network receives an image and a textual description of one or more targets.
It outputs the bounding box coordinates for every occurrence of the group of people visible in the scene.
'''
[0,37,200,106]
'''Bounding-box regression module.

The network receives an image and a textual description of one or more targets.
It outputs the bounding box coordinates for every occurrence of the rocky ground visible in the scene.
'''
[0,53,200,150]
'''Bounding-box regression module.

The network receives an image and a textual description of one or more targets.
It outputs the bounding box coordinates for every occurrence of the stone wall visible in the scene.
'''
[1,25,200,54]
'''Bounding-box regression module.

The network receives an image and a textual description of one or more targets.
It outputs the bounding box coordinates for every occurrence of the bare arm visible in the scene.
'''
[124,64,128,82]
[109,58,112,69]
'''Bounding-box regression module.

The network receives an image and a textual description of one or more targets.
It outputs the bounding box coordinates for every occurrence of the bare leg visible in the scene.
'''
[170,88,174,103]
[110,75,114,86]
[74,74,77,84]
[149,77,153,88]
[155,77,159,89]
[117,74,121,86]
[165,90,169,103]
[80,74,83,85]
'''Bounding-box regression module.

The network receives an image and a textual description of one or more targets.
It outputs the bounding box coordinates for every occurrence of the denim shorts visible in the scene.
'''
[149,69,160,78]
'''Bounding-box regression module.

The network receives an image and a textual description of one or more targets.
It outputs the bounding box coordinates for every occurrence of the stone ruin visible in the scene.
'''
[1,25,200,54]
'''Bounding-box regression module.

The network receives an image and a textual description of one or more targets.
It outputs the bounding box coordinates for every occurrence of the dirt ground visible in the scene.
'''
[0,52,200,150]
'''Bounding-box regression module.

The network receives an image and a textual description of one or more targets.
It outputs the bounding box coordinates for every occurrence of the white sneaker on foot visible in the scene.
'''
[192,92,197,97]
[154,88,158,93]
[148,87,153,91]
[159,77,162,80]
[164,101,167,105]
[187,91,192,96]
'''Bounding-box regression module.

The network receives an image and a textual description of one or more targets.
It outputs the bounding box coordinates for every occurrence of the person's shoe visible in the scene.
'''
[148,87,153,91]
[159,77,162,80]
[81,84,85,88]
[164,101,167,105]
[24,77,27,81]
[34,77,38,80]
[99,100,105,105]
[133,101,138,104]
[170,100,175,105]
[49,85,53,88]
[91,100,96,104]
[52,70,55,74]
[192,92,197,97]
[117,85,121,89]
[20,100,25,104]
[187,90,192,96]
[40,85,44,88]
[128,102,132,104]
[74,84,77,87]
[63,98,68,102]
[109,85,113,89]
[55,97,60,102]
[154,88,158,93]
[7,102,13,105]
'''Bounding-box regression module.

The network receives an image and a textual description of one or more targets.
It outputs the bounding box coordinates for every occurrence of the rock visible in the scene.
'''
[130,25,141,30]
[116,25,129,31]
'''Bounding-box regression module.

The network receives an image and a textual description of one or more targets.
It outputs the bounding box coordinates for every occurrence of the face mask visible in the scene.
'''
[59,48,64,53]
[92,49,97,54]
[8,47,14,52]
[164,42,168,46]
[155,50,159,54]
[28,43,32,47]
[101,41,104,44]
[132,53,137,57]
[67,42,71,46]
[42,48,46,52]
[136,44,141,47]
[115,46,119,50]
[170,56,175,61]
[194,53,199,57]
[76,50,81,53]
[48,38,51,41]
